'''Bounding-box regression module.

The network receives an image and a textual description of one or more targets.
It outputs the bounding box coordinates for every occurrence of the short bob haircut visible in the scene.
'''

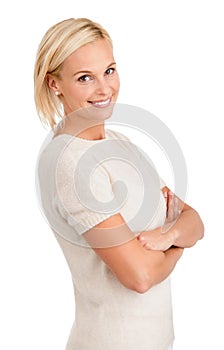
[34,18,112,128]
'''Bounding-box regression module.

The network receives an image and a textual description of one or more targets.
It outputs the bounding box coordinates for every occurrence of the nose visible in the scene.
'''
[95,77,111,95]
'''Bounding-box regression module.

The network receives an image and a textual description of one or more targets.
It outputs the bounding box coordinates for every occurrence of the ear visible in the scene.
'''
[46,74,61,95]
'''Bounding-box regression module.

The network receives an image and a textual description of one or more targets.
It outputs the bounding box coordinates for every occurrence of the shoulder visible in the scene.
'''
[106,128,131,142]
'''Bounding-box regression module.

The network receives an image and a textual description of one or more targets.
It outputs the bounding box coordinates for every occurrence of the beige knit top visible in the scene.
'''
[37,128,174,350]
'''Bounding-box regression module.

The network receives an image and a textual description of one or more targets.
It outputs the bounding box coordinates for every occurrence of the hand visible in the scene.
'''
[137,190,181,251]
[164,190,180,223]
[138,227,178,251]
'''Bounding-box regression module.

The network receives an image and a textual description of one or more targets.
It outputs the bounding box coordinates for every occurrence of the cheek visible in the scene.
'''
[68,85,93,101]
[116,74,120,90]
[112,76,120,92]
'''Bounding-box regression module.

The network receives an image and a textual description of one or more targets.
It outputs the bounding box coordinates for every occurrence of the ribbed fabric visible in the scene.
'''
[37,128,174,350]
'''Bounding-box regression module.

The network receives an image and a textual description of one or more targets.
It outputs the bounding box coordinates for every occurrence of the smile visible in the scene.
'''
[88,97,111,108]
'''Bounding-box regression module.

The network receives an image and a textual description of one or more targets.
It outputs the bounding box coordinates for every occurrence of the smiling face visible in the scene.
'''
[48,39,120,116]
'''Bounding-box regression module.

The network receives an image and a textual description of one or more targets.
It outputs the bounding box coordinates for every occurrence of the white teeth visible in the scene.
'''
[91,98,110,107]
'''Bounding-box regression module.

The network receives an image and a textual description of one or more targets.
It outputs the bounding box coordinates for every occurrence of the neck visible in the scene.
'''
[59,113,106,141]
[77,124,106,140]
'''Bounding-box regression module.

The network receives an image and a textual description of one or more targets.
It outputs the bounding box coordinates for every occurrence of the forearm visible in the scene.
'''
[150,247,183,286]
[138,208,204,251]
[90,213,184,294]
[166,208,204,248]
[161,187,204,248]
[138,246,183,292]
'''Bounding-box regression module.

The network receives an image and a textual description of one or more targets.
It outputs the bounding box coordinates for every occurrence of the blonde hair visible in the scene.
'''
[34,18,112,128]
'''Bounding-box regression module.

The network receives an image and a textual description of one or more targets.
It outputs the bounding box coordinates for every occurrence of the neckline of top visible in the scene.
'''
[52,128,113,143]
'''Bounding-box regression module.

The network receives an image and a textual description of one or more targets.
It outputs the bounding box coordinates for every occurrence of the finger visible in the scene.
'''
[167,191,174,210]
[163,191,168,206]
[138,235,147,247]
[145,243,152,250]
[173,196,179,220]
[167,191,174,221]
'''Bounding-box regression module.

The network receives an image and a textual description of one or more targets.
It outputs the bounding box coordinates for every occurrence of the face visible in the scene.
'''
[49,39,120,116]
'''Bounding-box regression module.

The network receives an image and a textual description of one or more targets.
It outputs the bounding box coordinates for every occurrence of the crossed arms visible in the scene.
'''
[83,186,204,294]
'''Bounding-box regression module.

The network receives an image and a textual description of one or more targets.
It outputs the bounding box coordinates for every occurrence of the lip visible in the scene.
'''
[88,97,112,108]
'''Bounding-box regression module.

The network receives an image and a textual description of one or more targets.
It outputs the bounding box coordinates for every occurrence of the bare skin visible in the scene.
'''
[138,187,204,251]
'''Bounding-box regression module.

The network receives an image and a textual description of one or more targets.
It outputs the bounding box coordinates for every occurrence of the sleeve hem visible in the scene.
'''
[68,211,121,236]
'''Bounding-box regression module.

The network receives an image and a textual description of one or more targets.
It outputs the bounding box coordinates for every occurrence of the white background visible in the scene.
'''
[0,0,223,349]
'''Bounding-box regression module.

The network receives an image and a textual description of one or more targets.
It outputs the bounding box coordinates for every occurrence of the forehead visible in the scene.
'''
[62,39,114,72]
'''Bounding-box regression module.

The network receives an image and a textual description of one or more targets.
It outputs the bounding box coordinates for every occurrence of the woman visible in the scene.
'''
[34,18,204,350]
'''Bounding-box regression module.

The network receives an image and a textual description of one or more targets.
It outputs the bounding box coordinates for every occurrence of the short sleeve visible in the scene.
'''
[55,141,122,236]
[110,129,167,190]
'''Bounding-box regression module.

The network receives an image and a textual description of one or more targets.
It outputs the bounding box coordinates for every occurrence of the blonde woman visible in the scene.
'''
[34,18,204,350]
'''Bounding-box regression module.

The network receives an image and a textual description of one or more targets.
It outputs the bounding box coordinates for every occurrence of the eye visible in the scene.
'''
[78,75,92,82]
[105,67,115,75]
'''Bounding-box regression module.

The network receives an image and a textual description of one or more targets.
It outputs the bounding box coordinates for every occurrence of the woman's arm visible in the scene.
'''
[83,213,183,293]
[138,186,204,250]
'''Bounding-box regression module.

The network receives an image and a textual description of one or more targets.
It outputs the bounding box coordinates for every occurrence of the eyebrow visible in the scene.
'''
[73,62,116,76]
